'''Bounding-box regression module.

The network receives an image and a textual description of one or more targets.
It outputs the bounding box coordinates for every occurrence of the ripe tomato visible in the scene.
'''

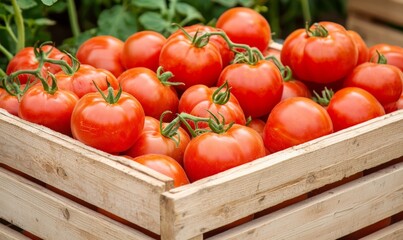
[368,44,403,71]
[0,83,29,116]
[217,60,283,118]
[347,30,369,65]
[118,67,179,121]
[326,87,385,131]
[76,35,125,77]
[344,59,403,106]
[263,97,333,153]
[18,85,79,136]
[216,7,271,52]
[178,83,246,129]
[281,79,312,101]
[124,116,190,166]
[71,88,145,154]
[183,124,266,182]
[127,154,189,187]
[281,22,358,84]
[168,25,234,67]
[122,31,166,71]
[159,31,222,91]
[6,45,72,84]
[55,64,119,98]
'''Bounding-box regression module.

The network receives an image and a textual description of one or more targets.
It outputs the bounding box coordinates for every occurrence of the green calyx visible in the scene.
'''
[306,22,329,38]
[94,79,121,104]
[313,87,334,107]
[156,66,184,87]
[159,111,182,147]
[177,111,234,137]
[212,81,231,105]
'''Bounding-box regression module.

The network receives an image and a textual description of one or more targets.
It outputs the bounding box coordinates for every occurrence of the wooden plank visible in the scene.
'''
[347,14,403,46]
[0,167,155,240]
[0,109,172,234]
[161,110,403,239]
[0,224,30,240]
[348,0,403,26]
[210,163,403,240]
[360,221,403,240]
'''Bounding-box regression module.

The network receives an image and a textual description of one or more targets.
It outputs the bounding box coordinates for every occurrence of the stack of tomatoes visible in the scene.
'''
[1,7,402,188]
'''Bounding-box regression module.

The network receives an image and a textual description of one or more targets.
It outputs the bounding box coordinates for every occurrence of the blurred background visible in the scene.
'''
[0,0,402,70]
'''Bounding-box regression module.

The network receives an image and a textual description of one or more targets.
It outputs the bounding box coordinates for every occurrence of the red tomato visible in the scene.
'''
[124,116,190,166]
[281,22,358,84]
[326,87,385,131]
[168,25,234,67]
[0,84,29,116]
[216,7,271,52]
[55,64,119,98]
[76,35,125,77]
[217,60,283,118]
[281,79,312,101]
[347,30,369,65]
[397,94,403,110]
[344,59,403,106]
[368,44,403,71]
[127,154,189,187]
[246,118,266,139]
[118,67,179,121]
[71,88,145,154]
[184,124,266,182]
[122,31,166,71]
[263,97,333,153]
[159,32,222,91]
[178,83,246,129]
[6,45,72,84]
[18,85,79,136]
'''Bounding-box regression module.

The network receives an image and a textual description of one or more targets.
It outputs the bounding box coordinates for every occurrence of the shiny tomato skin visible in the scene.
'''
[18,85,79,136]
[122,31,166,71]
[159,35,222,91]
[344,62,403,106]
[184,124,266,182]
[168,25,234,67]
[6,45,72,84]
[55,64,119,98]
[216,7,271,52]
[281,79,312,101]
[71,91,145,154]
[76,35,125,77]
[326,87,385,131]
[118,67,179,121]
[128,154,189,187]
[124,116,190,166]
[281,22,358,84]
[217,60,283,118]
[0,84,28,116]
[368,44,403,71]
[263,97,333,153]
[347,30,369,65]
[178,84,246,129]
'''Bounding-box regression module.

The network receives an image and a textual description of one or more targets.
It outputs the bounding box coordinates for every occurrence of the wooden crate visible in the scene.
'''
[347,0,403,46]
[0,104,402,240]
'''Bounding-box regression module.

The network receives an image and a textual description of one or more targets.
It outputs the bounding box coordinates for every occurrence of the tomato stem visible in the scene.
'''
[178,111,235,136]
[306,22,328,38]
[156,66,184,86]
[371,50,388,64]
[1,77,31,102]
[160,111,181,147]
[265,55,293,81]
[212,81,231,105]
[313,87,334,107]
[11,0,25,51]
[93,80,122,104]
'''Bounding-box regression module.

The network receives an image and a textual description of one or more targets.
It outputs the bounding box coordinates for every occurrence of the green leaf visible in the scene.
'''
[40,0,58,6]
[139,11,169,32]
[33,18,56,26]
[239,0,255,7]
[0,4,13,14]
[97,5,138,40]
[16,0,37,9]
[131,0,166,11]
[211,0,238,8]
[175,2,204,21]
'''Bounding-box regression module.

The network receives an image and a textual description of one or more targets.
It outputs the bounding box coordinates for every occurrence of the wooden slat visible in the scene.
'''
[0,224,30,240]
[347,14,403,46]
[161,110,403,239]
[0,109,172,234]
[0,167,155,240]
[210,163,403,240]
[348,0,403,26]
[360,221,403,240]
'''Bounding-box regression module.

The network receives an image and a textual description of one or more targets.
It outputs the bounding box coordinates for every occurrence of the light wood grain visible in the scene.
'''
[360,221,403,240]
[210,163,403,240]
[0,167,155,240]
[348,0,403,26]
[161,111,403,239]
[0,109,171,234]
[0,224,30,240]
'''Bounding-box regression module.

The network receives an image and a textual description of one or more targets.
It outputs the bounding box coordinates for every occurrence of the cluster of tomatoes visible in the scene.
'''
[1,7,402,188]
